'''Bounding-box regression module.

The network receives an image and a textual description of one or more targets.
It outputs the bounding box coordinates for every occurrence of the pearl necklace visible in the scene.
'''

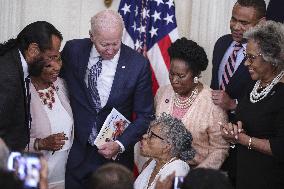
[174,86,199,109]
[147,157,177,189]
[250,71,284,103]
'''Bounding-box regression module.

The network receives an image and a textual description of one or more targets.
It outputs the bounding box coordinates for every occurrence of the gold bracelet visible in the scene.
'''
[248,137,252,150]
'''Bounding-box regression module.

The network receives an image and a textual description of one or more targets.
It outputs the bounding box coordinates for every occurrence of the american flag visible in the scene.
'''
[118,0,179,174]
[118,0,179,94]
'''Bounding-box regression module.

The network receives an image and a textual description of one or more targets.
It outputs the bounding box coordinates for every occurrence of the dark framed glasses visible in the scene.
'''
[146,127,165,140]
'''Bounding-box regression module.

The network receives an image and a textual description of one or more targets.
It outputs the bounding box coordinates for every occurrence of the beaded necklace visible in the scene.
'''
[37,84,56,109]
[147,157,177,189]
[174,86,199,109]
[250,71,284,103]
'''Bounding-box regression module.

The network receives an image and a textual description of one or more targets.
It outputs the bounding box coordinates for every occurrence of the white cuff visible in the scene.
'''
[115,140,125,153]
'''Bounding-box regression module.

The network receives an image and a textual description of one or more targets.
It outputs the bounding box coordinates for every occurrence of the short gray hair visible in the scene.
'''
[244,21,284,70]
[0,138,9,170]
[90,10,124,35]
[151,113,195,161]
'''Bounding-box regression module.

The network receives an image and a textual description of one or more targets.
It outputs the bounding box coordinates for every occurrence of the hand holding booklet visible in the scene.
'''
[94,108,130,147]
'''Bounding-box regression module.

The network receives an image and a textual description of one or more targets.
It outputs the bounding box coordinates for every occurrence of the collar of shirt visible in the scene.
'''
[19,50,29,79]
[231,41,247,50]
[88,45,120,69]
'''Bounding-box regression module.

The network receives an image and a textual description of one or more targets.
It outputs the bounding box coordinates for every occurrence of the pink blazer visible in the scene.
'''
[26,78,74,154]
[155,84,229,169]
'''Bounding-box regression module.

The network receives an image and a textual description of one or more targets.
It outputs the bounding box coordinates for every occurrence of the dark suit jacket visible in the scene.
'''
[267,0,284,23]
[210,34,252,115]
[61,39,154,188]
[0,48,30,151]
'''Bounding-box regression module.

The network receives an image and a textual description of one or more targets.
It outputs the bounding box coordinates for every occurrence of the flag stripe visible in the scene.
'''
[157,35,172,70]
[147,43,170,87]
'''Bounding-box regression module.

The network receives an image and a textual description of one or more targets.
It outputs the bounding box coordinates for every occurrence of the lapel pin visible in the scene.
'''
[122,66,125,69]
[271,91,275,96]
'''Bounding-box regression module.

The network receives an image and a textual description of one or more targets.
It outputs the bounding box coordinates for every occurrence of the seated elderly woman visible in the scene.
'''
[134,113,195,189]
[26,54,73,189]
[221,21,284,189]
[155,37,229,169]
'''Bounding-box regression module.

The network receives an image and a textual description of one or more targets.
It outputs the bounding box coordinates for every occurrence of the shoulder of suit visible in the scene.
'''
[65,38,92,48]
[216,34,233,44]
[121,43,147,62]
[0,48,21,69]
[0,47,19,59]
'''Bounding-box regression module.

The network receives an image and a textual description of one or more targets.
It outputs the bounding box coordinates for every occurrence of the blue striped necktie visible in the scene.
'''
[88,56,103,145]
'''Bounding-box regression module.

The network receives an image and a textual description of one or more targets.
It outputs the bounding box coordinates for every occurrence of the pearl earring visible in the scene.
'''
[194,76,198,84]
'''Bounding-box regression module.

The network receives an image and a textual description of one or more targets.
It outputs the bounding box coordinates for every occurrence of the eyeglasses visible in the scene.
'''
[146,128,165,140]
[244,52,262,64]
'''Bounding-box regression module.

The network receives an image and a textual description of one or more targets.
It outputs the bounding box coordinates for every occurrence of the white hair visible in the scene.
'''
[90,10,124,35]
[244,21,284,70]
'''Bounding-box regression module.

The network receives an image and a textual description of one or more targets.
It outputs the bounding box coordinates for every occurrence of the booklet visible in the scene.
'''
[94,108,130,147]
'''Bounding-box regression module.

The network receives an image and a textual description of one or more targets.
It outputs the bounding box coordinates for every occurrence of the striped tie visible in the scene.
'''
[220,43,243,90]
[88,56,103,145]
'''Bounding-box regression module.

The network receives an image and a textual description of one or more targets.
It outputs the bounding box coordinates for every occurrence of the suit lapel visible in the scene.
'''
[104,45,129,108]
[227,58,247,89]
[212,35,234,89]
[217,37,234,74]
[13,49,26,100]
[75,40,97,113]
[12,49,30,126]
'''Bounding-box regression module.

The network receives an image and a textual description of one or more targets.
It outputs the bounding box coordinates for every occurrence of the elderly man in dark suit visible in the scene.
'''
[210,0,266,185]
[61,10,154,189]
[0,21,63,151]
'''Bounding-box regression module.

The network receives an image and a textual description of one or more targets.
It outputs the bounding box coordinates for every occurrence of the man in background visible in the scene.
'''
[89,163,134,189]
[0,21,63,151]
[211,0,266,119]
[62,10,154,189]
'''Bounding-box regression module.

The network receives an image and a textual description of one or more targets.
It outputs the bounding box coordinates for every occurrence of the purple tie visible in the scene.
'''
[220,43,243,90]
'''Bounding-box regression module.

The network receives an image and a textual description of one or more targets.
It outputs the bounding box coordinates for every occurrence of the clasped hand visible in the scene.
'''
[39,132,68,151]
[212,90,237,110]
[219,121,244,144]
[97,141,120,159]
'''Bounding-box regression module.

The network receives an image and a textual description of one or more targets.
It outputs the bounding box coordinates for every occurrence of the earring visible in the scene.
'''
[193,76,198,84]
